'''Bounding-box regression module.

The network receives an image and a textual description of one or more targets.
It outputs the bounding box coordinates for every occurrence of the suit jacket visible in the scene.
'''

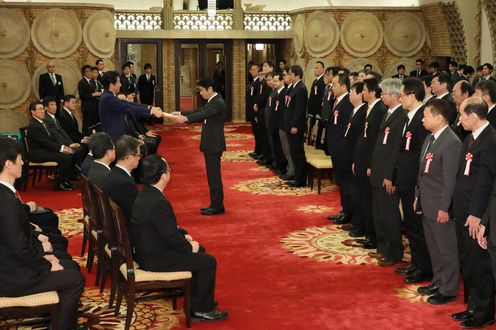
[137,74,156,105]
[131,185,193,271]
[415,127,462,219]
[307,75,325,117]
[391,74,406,80]
[453,125,496,222]
[353,100,388,176]
[320,85,334,122]
[283,80,308,134]
[488,108,496,128]
[395,106,429,191]
[183,94,226,154]
[78,77,99,115]
[268,87,287,133]
[265,89,278,132]
[119,74,136,95]
[80,153,94,176]
[57,108,83,143]
[26,118,63,160]
[246,77,262,120]
[88,161,111,190]
[254,81,272,120]
[38,72,64,102]
[337,103,367,172]
[370,106,408,188]
[409,69,429,79]
[451,113,471,141]
[101,166,138,227]
[326,94,353,159]
[0,184,51,296]
[99,90,152,142]
[439,94,457,125]
[43,113,72,146]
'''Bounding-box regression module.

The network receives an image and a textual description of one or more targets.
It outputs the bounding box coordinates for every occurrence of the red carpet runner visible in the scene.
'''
[22,123,479,329]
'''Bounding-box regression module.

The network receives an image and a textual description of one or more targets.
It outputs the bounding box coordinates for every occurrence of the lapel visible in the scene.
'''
[380,106,399,129]
[406,106,424,130]
[469,124,491,152]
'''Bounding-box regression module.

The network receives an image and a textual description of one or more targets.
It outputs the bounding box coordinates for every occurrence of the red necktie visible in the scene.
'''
[15,191,23,203]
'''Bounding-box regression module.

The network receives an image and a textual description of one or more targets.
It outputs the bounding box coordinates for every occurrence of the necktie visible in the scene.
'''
[385,110,392,121]
[41,121,50,136]
[15,191,23,203]
[147,74,150,82]
[54,117,61,130]
[333,98,338,110]
[93,80,99,92]
[366,105,372,118]
[467,134,474,147]
[51,73,56,85]
[422,134,435,160]
[418,70,421,78]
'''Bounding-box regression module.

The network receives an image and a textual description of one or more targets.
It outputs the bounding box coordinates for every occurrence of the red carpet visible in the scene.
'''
[22,123,486,329]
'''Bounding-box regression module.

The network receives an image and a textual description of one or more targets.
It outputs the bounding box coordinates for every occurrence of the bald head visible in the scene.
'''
[46,61,56,74]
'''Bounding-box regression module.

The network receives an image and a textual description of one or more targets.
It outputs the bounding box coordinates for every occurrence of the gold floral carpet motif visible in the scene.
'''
[296,205,334,214]
[281,225,379,265]
[221,150,255,162]
[233,177,337,196]
[249,166,271,172]
[395,284,429,304]
[191,133,252,141]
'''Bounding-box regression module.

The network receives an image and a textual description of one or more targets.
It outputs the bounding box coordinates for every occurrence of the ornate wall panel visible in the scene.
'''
[293,14,306,58]
[384,12,426,57]
[0,60,31,109]
[114,11,162,30]
[384,58,417,79]
[0,8,30,59]
[0,109,29,133]
[421,4,453,57]
[343,58,382,75]
[83,10,116,58]
[173,12,233,30]
[32,60,82,99]
[441,1,467,63]
[31,9,83,58]
[304,12,339,58]
[244,13,291,31]
[482,0,496,62]
[340,13,383,58]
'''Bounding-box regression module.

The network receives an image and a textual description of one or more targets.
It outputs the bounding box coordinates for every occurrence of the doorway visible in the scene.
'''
[175,40,232,121]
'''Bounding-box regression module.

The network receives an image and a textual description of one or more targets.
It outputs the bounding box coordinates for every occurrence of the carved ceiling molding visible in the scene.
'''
[441,1,467,63]
[481,0,496,62]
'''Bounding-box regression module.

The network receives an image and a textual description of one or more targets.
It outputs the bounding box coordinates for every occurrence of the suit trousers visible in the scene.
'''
[398,188,432,274]
[30,151,74,184]
[350,175,364,232]
[422,216,459,296]
[29,210,59,230]
[15,259,85,329]
[279,129,294,176]
[258,115,272,163]
[270,128,287,172]
[204,152,224,210]
[359,176,376,242]
[455,218,494,319]
[372,187,403,262]
[161,253,217,313]
[250,119,263,154]
[82,106,100,136]
[335,168,353,217]
[287,131,307,185]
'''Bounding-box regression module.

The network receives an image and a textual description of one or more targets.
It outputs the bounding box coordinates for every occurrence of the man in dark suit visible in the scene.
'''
[0,137,85,330]
[101,135,141,230]
[481,63,496,83]
[415,99,461,304]
[326,73,353,223]
[88,132,114,189]
[268,73,288,174]
[428,61,441,76]
[319,66,340,151]
[451,80,474,141]
[449,61,461,84]
[27,101,75,191]
[475,79,496,128]
[410,59,429,79]
[119,63,136,97]
[451,97,496,327]
[279,70,295,180]
[173,77,226,215]
[351,78,388,248]
[246,64,262,158]
[78,64,102,135]
[99,71,165,142]
[58,95,90,146]
[96,59,105,85]
[283,65,308,187]
[369,78,408,266]
[38,61,64,112]
[137,63,157,106]
[131,155,228,322]
[392,64,406,80]
[432,73,457,125]
[395,78,432,282]
[307,61,326,118]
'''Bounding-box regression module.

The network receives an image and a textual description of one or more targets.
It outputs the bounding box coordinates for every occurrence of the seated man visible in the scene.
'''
[0,137,86,330]
[26,101,75,191]
[88,132,115,189]
[58,94,90,146]
[131,155,228,322]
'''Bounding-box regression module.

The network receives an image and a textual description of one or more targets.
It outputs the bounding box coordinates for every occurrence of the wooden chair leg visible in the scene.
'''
[49,304,59,330]
[86,240,95,272]
[184,281,192,328]
[100,259,108,293]
[172,295,177,310]
[317,170,322,195]
[95,243,104,286]
[80,229,88,257]
[124,291,135,330]
[31,169,37,187]
[115,285,123,316]
[109,258,119,308]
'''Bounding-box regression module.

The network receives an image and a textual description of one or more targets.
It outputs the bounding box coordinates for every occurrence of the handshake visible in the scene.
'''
[159,111,188,124]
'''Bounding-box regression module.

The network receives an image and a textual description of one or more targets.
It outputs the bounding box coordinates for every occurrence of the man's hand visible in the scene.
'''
[145,131,157,138]
[26,201,37,213]
[62,146,74,154]
[290,127,298,134]
[44,256,63,272]
[69,143,80,149]
[253,104,259,113]
[413,198,422,215]
[171,111,181,116]
[383,179,395,194]
[82,136,90,144]
[190,240,200,253]
[38,234,49,243]
[465,215,481,239]
[477,225,488,249]
[174,115,188,124]
[151,107,163,118]
[437,210,449,224]
[42,241,53,253]
[92,91,102,97]
[185,234,193,242]
[31,222,42,232]
[44,254,59,263]
[351,163,355,175]
[366,168,371,177]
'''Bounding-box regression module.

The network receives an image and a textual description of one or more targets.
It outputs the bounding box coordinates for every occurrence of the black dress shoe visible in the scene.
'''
[349,230,365,237]
[287,180,307,187]
[56,182,72,191]
[362,242,378,249]
[334,216,351,225]
[341,224,354,231]
[327,211,344,220]
[395,264,416,275]
[460,318,495,328]
[417,283,440,295]
[200,206,211,211]
[356,238,370,244]
[248,152,259,158]
[281,174,294,181]
[427,292,456,305]
[257,159,269,166]
[404,271,432,284]
[200,208,225,216]
[192,310,228,322]
[451,310,474,321]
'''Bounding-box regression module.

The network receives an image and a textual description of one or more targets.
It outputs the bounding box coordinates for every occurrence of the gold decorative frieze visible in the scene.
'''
[114,12,163,30]
[244,13,291,31]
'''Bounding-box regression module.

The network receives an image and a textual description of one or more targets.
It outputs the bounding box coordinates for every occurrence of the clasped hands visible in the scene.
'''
[162,111,188,124]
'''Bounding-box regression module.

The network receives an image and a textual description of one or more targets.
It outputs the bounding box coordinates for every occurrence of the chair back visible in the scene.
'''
[18,127,30,155]
[78,172,100,233]
[108,198,135,282]
[93,185,117,252]
[86,181,103,234]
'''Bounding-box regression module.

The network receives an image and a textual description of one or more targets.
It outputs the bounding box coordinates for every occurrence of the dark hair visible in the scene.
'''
[352,81,364,94]
[91,66,98,72]
[90,132,114,159]
[363,78,381,98]
[289,65,303,79]
[367,70,382,82]
[476,65,483,72]
[265,72,275,79]
[144,63,152,70]
[463,66,475,76]
[279,59,286,65]
[336,73,350,91]
[476,80,496,103]
[29,101,43,113]
[429,61,440,70]
[402,77,425,102]
[416,59,424,65]
[435,73,453,91]
[115,135,140,161]
[421,74,434,87]
[397,64,405,71]
[341,67,350,75]
[63,94,77,103]
[272,72,283,81]
[449,61,458,68]
[121,63,130,70]
[81,64,92,75]
[325,66,340,76]
[197,77,216,91]
[364,64,372,69]
[483,63,494,71]
[125,61,134,67]
[141,154,169,185]
[263,60,275,69]
[425,98,452,122]
[95,59,104,65]
[349,72,358,78]
[459,81,475,97]
[0,137,23,173]
[463,98,488,119]
[315,61,325,69]
[43,96,56,107]
[102,71,120,89]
